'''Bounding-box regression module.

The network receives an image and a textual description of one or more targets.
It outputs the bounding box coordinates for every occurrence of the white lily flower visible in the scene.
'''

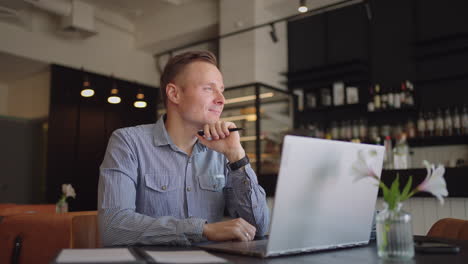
[416,160,448,205]
[352,149,380,182]
[62,184,76,199]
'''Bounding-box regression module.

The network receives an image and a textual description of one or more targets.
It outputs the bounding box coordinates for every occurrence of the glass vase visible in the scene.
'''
[376,202,414,259]
[56,200,68,213]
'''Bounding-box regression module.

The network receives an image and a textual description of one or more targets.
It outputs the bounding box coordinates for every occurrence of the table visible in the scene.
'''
[139,236,468,264]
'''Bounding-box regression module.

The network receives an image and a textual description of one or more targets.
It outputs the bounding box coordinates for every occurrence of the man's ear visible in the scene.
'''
[166,83,181,105]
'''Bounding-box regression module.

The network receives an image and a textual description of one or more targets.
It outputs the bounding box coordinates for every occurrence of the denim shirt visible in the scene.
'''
[98,116,270,246]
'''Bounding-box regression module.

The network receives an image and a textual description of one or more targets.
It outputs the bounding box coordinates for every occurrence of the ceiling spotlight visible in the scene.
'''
[269,23,278,43]
[107,79,121,104]
[80,74,94,97]
[298,0,308,13]
[134,89,147,108]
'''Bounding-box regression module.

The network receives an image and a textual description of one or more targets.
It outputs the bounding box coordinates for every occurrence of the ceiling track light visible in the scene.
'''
[107,78,121,104]
[269,23,278,43]
[80,69,94,97]
[298,0,308,13]
[134,88,147,108]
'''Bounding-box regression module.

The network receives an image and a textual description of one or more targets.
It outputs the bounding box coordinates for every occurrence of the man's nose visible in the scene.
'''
[214,90,225,105]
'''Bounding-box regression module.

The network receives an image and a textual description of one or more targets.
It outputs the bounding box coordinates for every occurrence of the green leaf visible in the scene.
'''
[400,176,413,201]
[388,175,400,210]
[380,181,390,203]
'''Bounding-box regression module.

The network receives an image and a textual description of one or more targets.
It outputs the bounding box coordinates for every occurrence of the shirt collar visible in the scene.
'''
[153,114,207,154]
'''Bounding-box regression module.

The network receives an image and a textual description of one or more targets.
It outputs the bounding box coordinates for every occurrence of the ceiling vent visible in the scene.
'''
[23,0,97,38]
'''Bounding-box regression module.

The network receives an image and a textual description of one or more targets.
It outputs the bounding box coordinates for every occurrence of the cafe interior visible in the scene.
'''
[0,0,467,263]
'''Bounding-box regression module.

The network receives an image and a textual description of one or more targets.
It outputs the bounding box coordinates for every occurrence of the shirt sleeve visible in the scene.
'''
[98,129,207,246]
[223,162,270,236]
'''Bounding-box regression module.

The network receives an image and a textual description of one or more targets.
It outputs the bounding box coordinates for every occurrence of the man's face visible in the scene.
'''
[174,61,225,126]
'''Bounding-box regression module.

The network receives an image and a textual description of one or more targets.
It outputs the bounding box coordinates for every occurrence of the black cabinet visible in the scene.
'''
[415,0,468,42]
[327,4,368,64]
[368,0,415,86]
[288,14,326,72]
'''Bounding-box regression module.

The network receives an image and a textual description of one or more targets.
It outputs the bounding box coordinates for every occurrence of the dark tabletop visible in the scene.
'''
[138,236,468,264]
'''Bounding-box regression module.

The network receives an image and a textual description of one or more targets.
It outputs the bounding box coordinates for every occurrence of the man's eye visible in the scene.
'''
[204,87,212,90]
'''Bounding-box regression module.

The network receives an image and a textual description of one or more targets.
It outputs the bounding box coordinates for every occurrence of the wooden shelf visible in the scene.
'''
[408,135,468,147]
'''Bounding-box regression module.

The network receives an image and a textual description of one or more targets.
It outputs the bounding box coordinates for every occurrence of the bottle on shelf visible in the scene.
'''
[453,107,461,136]
[320,88,332,107]
[435,108,444,137]
[444,108,453,136]
[381,86,388,110]
[417,112,426,138]
[387,86,395,109]
[426,112,435,137]
[406,119,416,139]
[383,136,393,170]
[405,80,415,107]
[359,118,368,142]
[393,133,410,169]
[374,84,381,110]
[369,124,379,143]
[306,92,317,109]
[462,105,468,135]
[400,82,406,108]
[367,86,375,112]
[352,120,360,140]
[345,120,353,140]
[339,120,347,140]
[394,85,401,109]
[331,121,339,140]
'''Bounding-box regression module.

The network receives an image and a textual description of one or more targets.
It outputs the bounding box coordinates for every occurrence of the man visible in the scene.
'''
[98,51,270,246]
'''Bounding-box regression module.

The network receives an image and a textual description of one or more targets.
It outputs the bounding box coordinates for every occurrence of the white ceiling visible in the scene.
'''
[82,0,198,21]
[0,52,48,84]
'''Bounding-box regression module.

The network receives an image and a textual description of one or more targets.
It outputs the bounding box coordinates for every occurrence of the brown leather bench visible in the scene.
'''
[0,209,99,264]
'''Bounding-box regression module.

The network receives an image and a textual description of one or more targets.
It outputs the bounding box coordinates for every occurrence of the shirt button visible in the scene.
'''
[161,185,167,190]
[243,180,249,185]
[186,187,191,192]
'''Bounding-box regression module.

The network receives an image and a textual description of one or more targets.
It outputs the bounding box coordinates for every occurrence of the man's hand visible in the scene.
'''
[203,218,256,242]
[196,121,245,162]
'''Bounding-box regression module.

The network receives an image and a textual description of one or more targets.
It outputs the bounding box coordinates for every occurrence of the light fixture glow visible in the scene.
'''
[298,0,308,13]
[80,88,94,97]
[108,96,121,104]
[134,89,147,108]
[80,76,94,97]
[134,101,147,108]
[225,92,274,105]
[107,88,121,104]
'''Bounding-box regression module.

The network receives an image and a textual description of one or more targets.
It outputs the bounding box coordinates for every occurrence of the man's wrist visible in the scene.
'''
[225,148,245,163]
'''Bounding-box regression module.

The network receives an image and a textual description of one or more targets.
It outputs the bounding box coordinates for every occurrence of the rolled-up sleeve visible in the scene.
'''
[224,163,270,236]
[98,129,206,246]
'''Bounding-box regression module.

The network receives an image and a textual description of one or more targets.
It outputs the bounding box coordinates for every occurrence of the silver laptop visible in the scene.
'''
[199,135,385,258]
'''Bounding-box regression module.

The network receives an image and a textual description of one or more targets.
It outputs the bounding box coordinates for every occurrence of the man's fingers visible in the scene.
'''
[233,218,255,241]
[203,124,211,139]
[221,122,230,136]
[215,122,225,138]
[209,125,219,140]
[233,226,250,242]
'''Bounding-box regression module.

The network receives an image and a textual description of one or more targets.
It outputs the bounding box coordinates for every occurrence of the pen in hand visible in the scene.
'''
[197,127,244,136]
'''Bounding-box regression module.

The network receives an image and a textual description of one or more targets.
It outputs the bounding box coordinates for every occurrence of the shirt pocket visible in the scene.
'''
[198,173,226,192]
[145,173,179,192]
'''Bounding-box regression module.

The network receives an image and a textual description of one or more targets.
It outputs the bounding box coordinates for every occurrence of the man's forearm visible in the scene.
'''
[225,165,270,236]
[98,208,206,246]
